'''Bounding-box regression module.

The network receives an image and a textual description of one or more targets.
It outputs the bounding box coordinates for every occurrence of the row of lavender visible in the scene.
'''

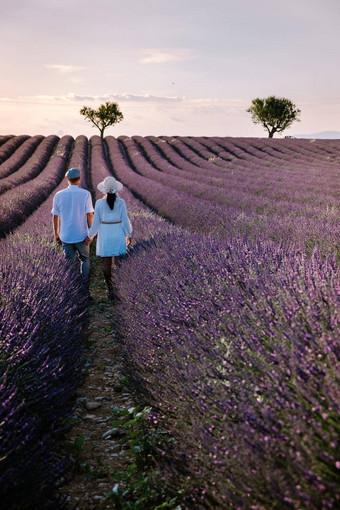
[1,135,339,508]
[0,135,29,166]
[114,228,340,509]
[0,134,172,507]
[99,137,340,507]
[2,134,339,249]
[114,135,339,255]
[0,135,75,237]
[0,135,44,182]
[145,135,339,205]
[105,136,338,257]
[0,136,91,508]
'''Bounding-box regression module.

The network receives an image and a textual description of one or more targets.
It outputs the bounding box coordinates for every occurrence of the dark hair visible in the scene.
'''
[69,177,80,184]
[107,193,117,210]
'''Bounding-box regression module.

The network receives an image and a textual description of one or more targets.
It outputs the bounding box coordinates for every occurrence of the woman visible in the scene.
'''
[86,176,132,300]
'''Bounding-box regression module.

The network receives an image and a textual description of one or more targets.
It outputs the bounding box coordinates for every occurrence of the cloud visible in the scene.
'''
[45,64,85,74]
[56,92,184,103]
[117,93,184,102]
[139,49,194,64]
[0,95,246,111]
[0,93,185,107]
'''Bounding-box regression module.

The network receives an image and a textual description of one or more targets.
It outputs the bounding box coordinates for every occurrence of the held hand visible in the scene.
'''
[126,237,132,247]
[84,236,93,245]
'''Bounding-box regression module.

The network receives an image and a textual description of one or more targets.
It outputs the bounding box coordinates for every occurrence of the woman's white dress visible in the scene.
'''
[88,196,132,256]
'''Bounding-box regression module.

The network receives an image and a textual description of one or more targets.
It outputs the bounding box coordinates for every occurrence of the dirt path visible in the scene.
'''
[59,257,137,509]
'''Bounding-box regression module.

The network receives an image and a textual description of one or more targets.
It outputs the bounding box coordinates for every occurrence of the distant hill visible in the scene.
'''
[292,130,340,139]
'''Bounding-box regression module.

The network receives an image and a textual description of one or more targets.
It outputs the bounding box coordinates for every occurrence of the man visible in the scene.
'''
[52,168,94,280]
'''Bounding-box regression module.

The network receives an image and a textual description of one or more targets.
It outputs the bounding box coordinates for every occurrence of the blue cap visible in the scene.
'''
[65,168,81,179]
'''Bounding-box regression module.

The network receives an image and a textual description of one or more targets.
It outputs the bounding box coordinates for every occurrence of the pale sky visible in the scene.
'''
[1,0,340,137]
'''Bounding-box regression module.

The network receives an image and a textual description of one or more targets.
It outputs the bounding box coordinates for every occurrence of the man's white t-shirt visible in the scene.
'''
[52,185,94,243]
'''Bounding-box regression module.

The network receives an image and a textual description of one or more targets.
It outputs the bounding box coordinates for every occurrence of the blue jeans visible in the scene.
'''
[62,241,90,279]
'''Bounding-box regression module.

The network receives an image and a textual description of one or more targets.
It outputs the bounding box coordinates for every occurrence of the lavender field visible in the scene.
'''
[0,134,339,509]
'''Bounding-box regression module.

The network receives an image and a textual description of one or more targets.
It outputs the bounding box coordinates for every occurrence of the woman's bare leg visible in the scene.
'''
[101,257,114,298]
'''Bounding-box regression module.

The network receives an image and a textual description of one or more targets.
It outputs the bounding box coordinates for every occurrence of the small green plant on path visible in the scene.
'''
[65,435,109,479]
[105,406,181,509]
[64,435,86,472]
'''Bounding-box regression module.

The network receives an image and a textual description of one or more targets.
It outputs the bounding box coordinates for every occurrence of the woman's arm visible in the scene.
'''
[121,200,132,237]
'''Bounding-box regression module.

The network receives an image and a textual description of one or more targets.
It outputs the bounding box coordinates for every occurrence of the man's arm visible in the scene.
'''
[87,212,94,228]
[53,215,62,245]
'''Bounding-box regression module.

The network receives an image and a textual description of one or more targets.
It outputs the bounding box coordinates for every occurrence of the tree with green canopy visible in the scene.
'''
[80,101,124,138]
[246,96,301,138]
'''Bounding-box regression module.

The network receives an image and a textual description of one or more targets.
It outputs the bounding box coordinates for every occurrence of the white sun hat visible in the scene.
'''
[97,176,123,194]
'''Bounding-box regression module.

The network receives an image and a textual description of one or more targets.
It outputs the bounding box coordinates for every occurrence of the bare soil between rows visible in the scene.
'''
[58,261,137,509]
